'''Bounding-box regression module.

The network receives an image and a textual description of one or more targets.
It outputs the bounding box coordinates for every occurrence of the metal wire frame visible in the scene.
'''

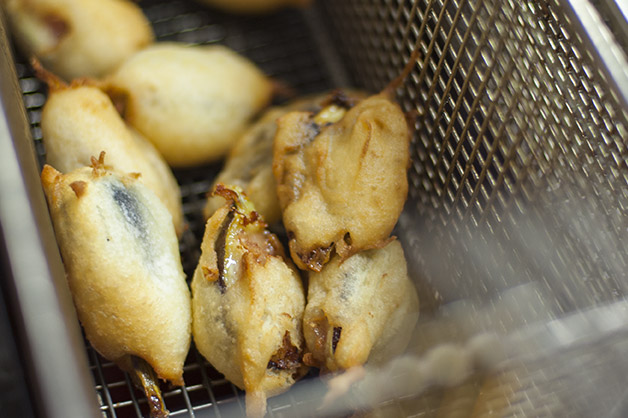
[9,0,628,416]
[320,0,628,308]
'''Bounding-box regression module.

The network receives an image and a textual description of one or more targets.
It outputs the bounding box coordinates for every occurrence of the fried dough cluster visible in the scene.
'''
[16,0,424,413]
[193,81,419,413]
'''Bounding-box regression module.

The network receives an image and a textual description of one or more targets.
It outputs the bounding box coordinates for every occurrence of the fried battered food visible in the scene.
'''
[104,43,273,167]
[193,0,312,14]
[303,240,419,372]
[40,154,191,391]
[36,68,184,236]
[192,184,307,417]
[202,107,285,224]
[203,90,366,225]
[4,0,153,81]
[273,90,411,271]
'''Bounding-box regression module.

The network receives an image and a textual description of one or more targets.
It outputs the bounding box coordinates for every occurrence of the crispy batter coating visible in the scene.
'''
[273,92,411,271]
[39,76,184,236]
[104,43,273,167]
[40,156,191,386]
[5,0,153,81]
[204,90,367,225]
[303,240,419,372]
[192,185,307,417]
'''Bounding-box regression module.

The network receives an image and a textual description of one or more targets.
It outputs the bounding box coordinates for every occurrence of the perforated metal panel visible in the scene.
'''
[5,0,628,417]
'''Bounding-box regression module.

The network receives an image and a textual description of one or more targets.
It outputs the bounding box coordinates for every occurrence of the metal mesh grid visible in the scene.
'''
[318,0,628,415]
[7,0,628,416]
[321,0,628,310]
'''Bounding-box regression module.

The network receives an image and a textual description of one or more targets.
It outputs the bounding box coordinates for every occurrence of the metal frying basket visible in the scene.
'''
[323,0,628,312]
[0,0,627,417]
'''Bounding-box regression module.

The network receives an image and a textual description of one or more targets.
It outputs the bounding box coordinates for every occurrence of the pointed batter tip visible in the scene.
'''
[30,57,68,92]
[381,46,422,98]
[40,165,63,206]
[245,390,267,418]
[40,164,61,188]
[90,151,109,177]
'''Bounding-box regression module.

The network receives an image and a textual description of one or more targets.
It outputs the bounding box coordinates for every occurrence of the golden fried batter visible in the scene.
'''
[104,43,273,167]
[193,0,311,14]
[303,240,419,372]
[41,154,191,387]
[37,70,184,236]
[5,0,153,81]
[192,185,307,416]
[203,107,288,225]
[273,91,411,271]
[203,90,366,225]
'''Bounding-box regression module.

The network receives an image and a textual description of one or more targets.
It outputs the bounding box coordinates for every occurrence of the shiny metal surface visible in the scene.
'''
[1,0,627,416]
[5,2,335,416]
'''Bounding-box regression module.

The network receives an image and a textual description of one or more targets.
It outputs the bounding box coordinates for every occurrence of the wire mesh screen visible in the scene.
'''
[8,0,628,416]
[320,0,628,416]
[13,1,335,416]
[321,0,628,310]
